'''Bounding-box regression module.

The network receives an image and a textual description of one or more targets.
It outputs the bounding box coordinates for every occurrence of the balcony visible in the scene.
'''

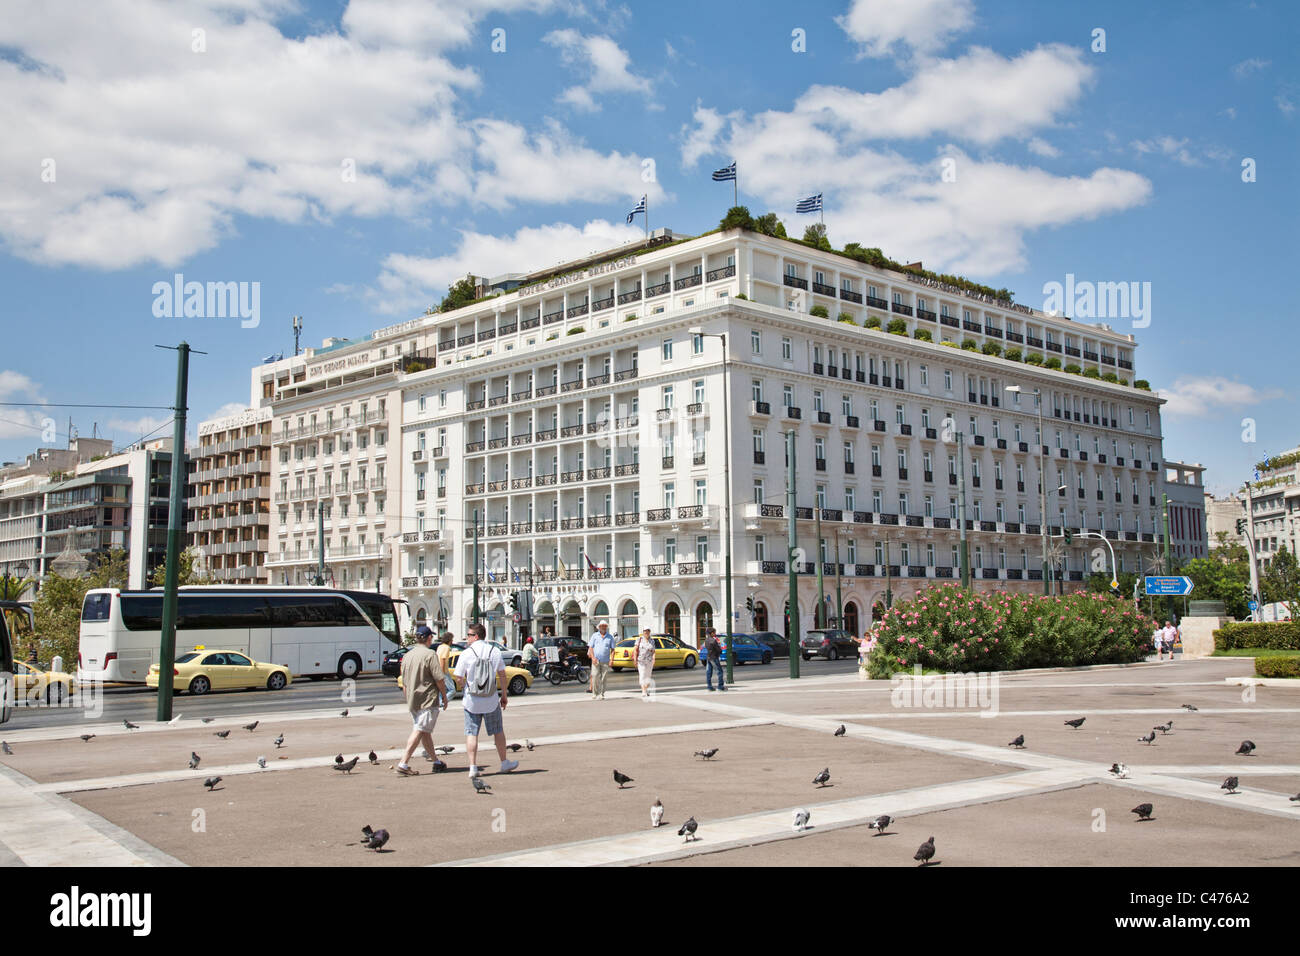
[916,308,936,322]
[615,511,639,526]
[466,440,485,453]
[458,333,476,347]
[940,314,959,328]
[646,281,670,297]
[587,466,611,480]
[782,274,808,290]
[963,320,982,333]
[677,505,704,520]
[511,433,533,447]
[1026,335,1044,348]
[891,302,913,316]
[783,405,802,420]
[840,288,863,304]
[488,437,508,450]
[1046,342,1063,353]
[1005,330,1024,343]
[466,400,486,412]
[465,482,485,495]
[560,469,583,483]
[592,296,614,313]
[661,456,675,469]
[647,508,671,522]
[614,367,638,382]
[587,373,610,388]
[560,378,584,394]
[812,281,836,297]
[985,326,1002,338]
[587,514,612,529]
[617,289,642,305]
[866,295,888,310]
[614,463,639,477]
[761,504,784,519]
[566,303,588,319]
[854,511,873,524]
[647,563,671,576]
[674,273,703,290]
[616,565,640,578]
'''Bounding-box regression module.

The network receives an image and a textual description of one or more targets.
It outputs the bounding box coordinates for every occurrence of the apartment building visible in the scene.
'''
[1162,461,1208,563]
[389,228,1164,645]
[186,407,273,583]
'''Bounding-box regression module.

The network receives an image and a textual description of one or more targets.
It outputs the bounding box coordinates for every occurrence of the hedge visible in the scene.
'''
[865,584,1155,677]
[1256,656,1300,678]
[1214,621,1300,650]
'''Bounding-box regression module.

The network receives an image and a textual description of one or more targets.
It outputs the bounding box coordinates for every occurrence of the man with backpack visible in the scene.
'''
[453,622,519,777]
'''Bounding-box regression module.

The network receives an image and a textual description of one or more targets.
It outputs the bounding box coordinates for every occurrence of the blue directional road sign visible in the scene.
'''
[1249,601,1259,612]
[1145,576,1194,596]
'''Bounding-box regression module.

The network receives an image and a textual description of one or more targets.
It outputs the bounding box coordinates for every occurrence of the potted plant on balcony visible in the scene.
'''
[1024,352,1044,366]
[913,328,932,342]
[837,312,856,325]
[981,341,1002,356]
[810,305,830,318]
[1044,356,1062,370]
[887,318,908,335]
[961,338,979,351]
[865,315,882,329]
[1004,347,1022,362]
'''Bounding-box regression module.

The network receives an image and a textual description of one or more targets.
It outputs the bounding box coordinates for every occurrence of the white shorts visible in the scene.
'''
[412,707,439,732]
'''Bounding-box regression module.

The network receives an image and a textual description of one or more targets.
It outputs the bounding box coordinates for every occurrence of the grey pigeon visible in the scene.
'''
[525,740,535,751]
[368,750,379,765]
[203,776,222,791]
[123,719,139,730]
[472,776,491,794]
[1,741,12,755]
[436,745,455,754]
[334,756,360,773]
[506,743,522,752]
[189,752,200,769]
[335,754,344,764]
[365,705,375,712]
[1108,763,1130,779]
[243,721,259,732]
[214,730,230,739]
[694,748,718,760]
[834,724,846,737]
[201,717,215,723]
[362,827,389,850]
[1221,776,1239,794]
[613,769,633,788]
[256,756,267,768]
[79,734,95,742]
[340,709,349,718]
[914,836,936,865]
[1289,793,1299,803]
[1154,721,1172,734]
[273,734,284,749]
[792,808,811,832]
[1181,703,1198,711]
[1138,731,1156,745]
[812,767,830,787]
[1008,734,1025,749]
[1064,717,1086,729]
[651,799,664,828]
[1236,740,1256,756]
[868,815,892,835]
[678,816,698,842]
[1131,803,1154,821]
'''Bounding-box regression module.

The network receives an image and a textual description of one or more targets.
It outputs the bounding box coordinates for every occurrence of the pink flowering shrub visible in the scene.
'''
[865,584,1156,677]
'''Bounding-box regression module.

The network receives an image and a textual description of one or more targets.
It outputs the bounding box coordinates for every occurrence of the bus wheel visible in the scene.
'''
[267,672,287,691]
[337,654,362,680]
[189,676,211,696]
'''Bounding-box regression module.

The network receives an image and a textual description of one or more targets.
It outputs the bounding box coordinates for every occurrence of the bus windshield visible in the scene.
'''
[352,594,401,645]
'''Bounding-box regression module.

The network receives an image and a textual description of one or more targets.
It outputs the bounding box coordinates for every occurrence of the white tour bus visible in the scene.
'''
[77,586,403,684]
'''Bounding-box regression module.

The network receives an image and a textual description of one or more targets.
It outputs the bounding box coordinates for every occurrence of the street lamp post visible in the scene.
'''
[1007,385,1049,595]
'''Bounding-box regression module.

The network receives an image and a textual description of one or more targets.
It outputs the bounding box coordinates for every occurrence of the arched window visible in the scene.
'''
[664,602,681,643]
[754,601,768,631]
[844,601,860,637]
[695,602,713,647]
[619,599,639,639]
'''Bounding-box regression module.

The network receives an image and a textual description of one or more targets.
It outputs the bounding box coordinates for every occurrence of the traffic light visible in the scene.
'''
[745,596,754,614]
[1236,518,1246,535]
[1064,530,1073,545]
[508,594,517,612]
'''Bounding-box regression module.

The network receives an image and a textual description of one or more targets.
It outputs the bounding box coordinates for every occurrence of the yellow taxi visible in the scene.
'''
[13,660,77,704]
[146,648,292,696]
[610,634,699,671]
[396,644,532,697]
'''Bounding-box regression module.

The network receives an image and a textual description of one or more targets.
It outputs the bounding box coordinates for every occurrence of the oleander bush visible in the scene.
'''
[838,312,855,323]
[1214,621,1300,650]
[1101,371,1119,383]
[1133,379,1150,390]
[1064,364,1082,375]
[865,584,1156,677]
[1255,656,1300,678]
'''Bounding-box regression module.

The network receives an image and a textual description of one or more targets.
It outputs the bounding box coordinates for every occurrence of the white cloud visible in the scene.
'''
[369,218,645,314]
[1026,137,1060,158]
[1232,57,1270,78]
[1277,92,1296,116]
[1130,136,1201,166]
[836,0,975,59]
[200,402,252,426]
[106,415,174,446]
[1160,377,1284,419]
[543,29,652,112]
[680,105,736,168]
[0,370,49,441]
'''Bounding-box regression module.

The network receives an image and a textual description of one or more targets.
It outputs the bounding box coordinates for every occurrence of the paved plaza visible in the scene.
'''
[1,657,1297,867]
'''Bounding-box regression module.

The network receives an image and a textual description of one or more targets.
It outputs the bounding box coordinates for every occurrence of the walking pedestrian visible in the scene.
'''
[1162,619,1179,661]
[634,628,657,698]
[1152,623,1165,661]
[395,626,448,776]
[453,623,518,777]
[704,627,726,692]
[588,621,616,700]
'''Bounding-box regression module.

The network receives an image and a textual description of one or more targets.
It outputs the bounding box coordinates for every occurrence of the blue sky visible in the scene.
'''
[0,0,1295,495]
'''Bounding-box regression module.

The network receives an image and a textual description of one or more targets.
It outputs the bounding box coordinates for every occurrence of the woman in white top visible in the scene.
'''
[635,628,657,698]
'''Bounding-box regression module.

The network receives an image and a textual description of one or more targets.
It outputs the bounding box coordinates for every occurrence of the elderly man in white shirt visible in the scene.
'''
[588,621,617,699]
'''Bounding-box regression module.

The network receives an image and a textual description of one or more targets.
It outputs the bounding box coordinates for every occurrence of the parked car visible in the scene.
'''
[747,631,791,659]
[382,644,412,677]
[800,629,858,661]
[609,635,699,671]
[710,633,772,665]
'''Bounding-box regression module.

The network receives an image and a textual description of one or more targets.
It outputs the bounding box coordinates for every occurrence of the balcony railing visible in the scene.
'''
[782,274,808,290]
[840,288,863,304]
[812,281,836,297]
[647,508,670,521]
[646,281,670,297]
[617,289,642,304]
[707,264,736,282]
[891,302,913,316]
[674,273,703,290]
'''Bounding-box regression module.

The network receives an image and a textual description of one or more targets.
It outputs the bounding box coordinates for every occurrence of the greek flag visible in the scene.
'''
[626,195,646,224]
[795,193,823,214]
[712,162,736,182]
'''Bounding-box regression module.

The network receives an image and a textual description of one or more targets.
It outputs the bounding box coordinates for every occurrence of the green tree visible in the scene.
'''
[149,546,207,589]
[752,213,787,238]
[1262,546,1300,620]
[719,205,754,231]
[0,574,36,602]
[1183,552,1251,620]
[438,274,479,313]
[32,549,130,667]
[802,223,831,251]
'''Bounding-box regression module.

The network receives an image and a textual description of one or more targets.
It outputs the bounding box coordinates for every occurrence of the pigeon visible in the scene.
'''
[1181,704,1198,711]
[694,748,718,760]
[80,734,95,742]
[613,769,634,789]
[256,756,267,768]
[1138,731,1156,745]
[201,717,215,723]
[243,721,259,732]
[362,827,389,850]
[506,743,522,752]
[335,754,344,764]
[214,730,230,739]
[472,776,491,794]
[1236,740,1256,756]
[1,741,12,755]
[273,734,284,749]
[1008,734,1025,749]
[1131,803,1154,821]
[1221,776,1239,794]
[1064,718,1086,729]
[812,767,830,787]
[340,709,349,718]
[1290,793,1299,803]
[678,816,698,842]
[868,815,893,835]
[334,756,360,773]
[525,740,535,751]
[189,752,200,769]
[1108,763,1131,779]
[203,776,222,791]
[436,745,455,754]
[1154,721,1172,735]
[167,714,183,725]
[834,724,846,737]
[365,705,375,712]
[123,719,139,730]
[651,799,664,828]
[792,808,811,832]
[368,750,379,765]
[914,836,936,865]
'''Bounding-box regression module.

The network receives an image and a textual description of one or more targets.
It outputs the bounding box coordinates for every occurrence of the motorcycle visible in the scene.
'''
[544,658,590,686]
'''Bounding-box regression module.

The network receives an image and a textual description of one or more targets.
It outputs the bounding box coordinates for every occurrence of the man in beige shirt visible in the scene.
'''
[396,626,448,776]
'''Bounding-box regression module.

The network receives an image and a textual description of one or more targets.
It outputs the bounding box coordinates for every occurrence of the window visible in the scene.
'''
[842,395,852,417]
[752,379,763,402]
[924,495,933,517]
[662,385,674,408]
[783,384,794,408]
[844,442,855,464]
[662,338,673,362]
[753,479,764,504]
[751,330,761,354]
[943,369,952,391]
[753,429,765,453]
[919,365,928,387]
[896,404,905,425]
[845,487,856,510]
[814,390,824,412]
[692,333,704,355]
[693,379,705,404]
[418,393,426,413]
[695,480,707,506]
[781,337,792,360]
[664,483,676,509]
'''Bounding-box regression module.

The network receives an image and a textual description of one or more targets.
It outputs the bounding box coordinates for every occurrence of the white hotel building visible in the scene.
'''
[259,227,1166,646]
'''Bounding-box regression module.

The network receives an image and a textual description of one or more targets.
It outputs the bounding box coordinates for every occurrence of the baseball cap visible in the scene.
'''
[415,625,434,638]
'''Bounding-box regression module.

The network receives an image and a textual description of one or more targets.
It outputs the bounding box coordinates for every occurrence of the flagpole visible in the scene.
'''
[645,196,649,241]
